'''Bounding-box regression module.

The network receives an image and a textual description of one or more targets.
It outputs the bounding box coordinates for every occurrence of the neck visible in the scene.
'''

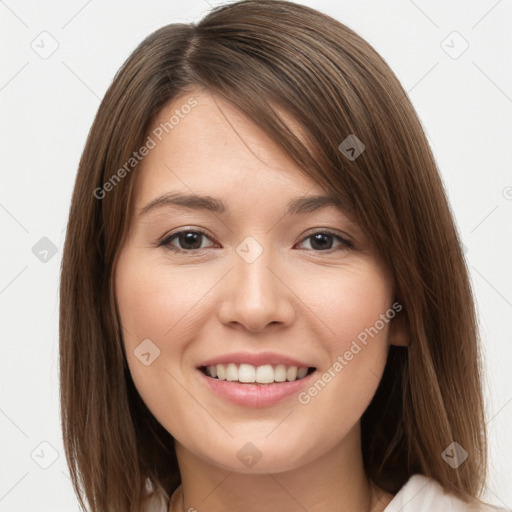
[169,424,393,512]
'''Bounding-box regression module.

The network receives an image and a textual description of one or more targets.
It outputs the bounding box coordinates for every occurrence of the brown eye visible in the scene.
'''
[159,229,215,253]
[296,231,353,252]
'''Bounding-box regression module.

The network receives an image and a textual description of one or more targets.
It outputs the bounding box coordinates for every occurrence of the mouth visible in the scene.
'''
[199,363,317,384]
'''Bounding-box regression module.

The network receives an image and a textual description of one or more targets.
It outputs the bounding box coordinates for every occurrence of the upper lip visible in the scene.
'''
[199,351,315,368]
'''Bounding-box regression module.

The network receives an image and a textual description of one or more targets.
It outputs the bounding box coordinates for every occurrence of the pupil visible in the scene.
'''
[180,232,202,250]
[311,233,332,250]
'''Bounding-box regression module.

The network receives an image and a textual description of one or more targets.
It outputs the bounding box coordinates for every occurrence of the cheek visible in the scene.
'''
[114,248,222,392]
[114,252,203,349]
[302,261,392,347]
[114,253,184,396]
[114,251,197,424]
[298,263,393,403]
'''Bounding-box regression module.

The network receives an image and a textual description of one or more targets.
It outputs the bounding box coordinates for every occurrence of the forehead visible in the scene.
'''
[132,89,333,213]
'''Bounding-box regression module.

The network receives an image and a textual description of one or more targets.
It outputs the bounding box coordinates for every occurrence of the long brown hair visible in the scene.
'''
[60,1,489,510]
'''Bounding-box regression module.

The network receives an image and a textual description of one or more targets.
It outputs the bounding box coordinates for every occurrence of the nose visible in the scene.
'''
[217,242,296,333]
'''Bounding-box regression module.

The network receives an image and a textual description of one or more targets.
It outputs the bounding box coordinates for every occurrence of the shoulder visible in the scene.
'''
[384,474,510,512]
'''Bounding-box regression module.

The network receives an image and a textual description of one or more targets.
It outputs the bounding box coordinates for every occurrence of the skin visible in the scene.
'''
[114,88,409,512]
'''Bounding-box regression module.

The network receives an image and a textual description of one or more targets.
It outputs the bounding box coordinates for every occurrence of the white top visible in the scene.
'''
[144,473,511,512]
[383,474,509,512]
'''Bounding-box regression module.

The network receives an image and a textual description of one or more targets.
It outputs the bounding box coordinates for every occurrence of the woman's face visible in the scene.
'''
[114,89,406,474]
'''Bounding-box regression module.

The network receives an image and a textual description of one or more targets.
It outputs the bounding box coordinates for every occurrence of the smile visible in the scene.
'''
[197,363,318,407]
[201,363,316,384]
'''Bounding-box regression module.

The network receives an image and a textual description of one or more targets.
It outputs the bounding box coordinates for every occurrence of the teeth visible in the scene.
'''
[286,366,297,381]
[274,364,287,382]
[297,367,308,379]
[205,363,312,383]
[226,363,238,381]
[256,365,274,383]
[239,364,256,383]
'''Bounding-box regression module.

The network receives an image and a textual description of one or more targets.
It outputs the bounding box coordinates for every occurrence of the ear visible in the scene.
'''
[388,307,410,347]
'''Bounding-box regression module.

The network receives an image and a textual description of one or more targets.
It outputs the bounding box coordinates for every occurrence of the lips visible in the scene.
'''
[196,351,317,407]
[197,367,317,407]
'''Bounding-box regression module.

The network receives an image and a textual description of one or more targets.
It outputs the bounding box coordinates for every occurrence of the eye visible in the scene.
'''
[158,228,217,254]
[295,231,353,252]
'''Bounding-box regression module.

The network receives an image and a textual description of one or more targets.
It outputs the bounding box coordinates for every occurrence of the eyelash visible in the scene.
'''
[157,228,354,254]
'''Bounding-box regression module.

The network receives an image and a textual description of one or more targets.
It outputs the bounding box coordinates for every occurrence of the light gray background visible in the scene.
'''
[1,0,511,510]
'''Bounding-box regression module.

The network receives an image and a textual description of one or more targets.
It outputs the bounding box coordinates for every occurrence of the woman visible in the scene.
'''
[59,1,506,511]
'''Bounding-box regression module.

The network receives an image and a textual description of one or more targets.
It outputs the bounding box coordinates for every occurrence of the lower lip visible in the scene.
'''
[197,368,315,407]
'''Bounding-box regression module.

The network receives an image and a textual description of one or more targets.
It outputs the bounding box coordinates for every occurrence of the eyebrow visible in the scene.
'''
[137,192,348,217]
